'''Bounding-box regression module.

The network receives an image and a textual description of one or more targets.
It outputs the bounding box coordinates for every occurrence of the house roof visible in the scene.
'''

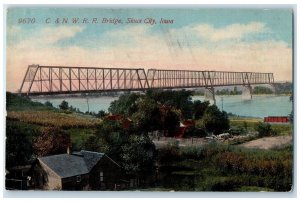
[38,150,106,178]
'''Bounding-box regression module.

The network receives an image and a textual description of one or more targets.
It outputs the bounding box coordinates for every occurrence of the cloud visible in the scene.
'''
[6,23,292,92]
[7,25,22,35]
[10,25,85,50]
[176,22,267,42]
[39,26,85,44]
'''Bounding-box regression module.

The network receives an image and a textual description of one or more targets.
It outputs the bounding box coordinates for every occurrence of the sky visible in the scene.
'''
[6,7,293,92]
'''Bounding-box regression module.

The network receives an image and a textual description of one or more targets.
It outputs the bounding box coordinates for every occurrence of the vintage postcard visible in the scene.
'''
[5,6,293,192]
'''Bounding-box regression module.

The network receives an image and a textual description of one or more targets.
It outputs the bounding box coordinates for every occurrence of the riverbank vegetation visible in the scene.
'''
[5,91,293,191]
[193,82,292,96]
[156,143,292,191]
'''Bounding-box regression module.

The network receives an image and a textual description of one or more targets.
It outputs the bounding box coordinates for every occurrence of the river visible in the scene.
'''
[32,94,292,118]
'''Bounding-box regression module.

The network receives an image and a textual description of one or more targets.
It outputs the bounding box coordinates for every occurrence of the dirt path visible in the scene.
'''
[239,135,293,150]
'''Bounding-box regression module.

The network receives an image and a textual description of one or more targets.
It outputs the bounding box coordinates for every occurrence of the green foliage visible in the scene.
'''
[159,106,180,136]
[108,91,182,135]
[183,127,207,138]
[91,119,156,177]
[202,105,230,135]
[157,144,292,191]
[252,86,273,94]
[146,89,194,119]
[83,135,109,153]
[255,122,277,137]
[192,100,209,120]
[216,87,242,95]
[95,110,107,119]
[131,97,161,132]
[270,124,292,136]
[228,126,246,136]
[59,100,69,110]
[6,92,53,111]
[66,128,95,151]
[273,82,292,94]
[121,134,156,175]
[229,118,261,132]
[44,101,53,107]
[6,120,39,167]
[108,93,141,116]
[158,140,180,163]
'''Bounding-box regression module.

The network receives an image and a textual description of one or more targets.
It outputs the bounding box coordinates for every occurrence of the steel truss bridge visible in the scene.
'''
[19,65,275,103]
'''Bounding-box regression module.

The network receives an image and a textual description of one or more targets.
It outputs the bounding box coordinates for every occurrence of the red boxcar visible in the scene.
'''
[264,116,289,123]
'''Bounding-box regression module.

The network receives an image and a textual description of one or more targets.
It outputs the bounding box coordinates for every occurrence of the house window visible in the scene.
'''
[76,175,81,183]
[100,171,104,182]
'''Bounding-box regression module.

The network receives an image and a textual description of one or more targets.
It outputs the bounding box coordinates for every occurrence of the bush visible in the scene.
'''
[6,120,39,167]
[183,127,207,138]
[228,126,246,136]
[59,100,69,110]
[44,101,53,107]
[255,122,277,137]
[158,141,180,163]
[202,105,229,135]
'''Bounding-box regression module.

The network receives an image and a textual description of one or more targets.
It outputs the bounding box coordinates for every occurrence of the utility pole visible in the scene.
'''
[221,96,224,111]
[86,94,90,113]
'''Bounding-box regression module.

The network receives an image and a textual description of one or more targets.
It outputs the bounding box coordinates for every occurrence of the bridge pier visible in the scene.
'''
[269,84,276,94]
[204,87,216,105]
[242,85,252,100]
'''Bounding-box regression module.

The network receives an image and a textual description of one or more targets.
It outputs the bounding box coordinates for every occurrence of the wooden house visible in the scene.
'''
[32,150,128,190]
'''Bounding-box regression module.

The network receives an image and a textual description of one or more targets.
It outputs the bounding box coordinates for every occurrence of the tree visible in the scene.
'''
[120,134,156,177]
[160,105,181,136]
[202,105,230,135]
[147,89,194,119]
[84,135,109,153]
[59,100,69,110]
[193,100,210,120]
[44,101,53,108]
[6,120,39,167]
[93,118,155,180]
[96,110,107,119]
[108,93,141,116]
[33,127,71,156]
[255,122,276,137]
[131,97,161,132]
[252,86,273,94]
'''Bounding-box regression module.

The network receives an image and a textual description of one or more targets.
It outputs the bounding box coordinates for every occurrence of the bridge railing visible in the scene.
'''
[19,65,274,95]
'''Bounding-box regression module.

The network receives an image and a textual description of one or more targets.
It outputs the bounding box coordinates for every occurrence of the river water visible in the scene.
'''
[32,94,292,118]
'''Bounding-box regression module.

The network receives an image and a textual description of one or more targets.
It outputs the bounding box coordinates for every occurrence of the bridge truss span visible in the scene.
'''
[147,69,274,89]
[19,65,274,96]
[19,65,149,95]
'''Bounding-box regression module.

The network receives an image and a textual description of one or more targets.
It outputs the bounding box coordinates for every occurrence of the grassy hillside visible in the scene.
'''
[6,92,101,151]
[6,92,54,111]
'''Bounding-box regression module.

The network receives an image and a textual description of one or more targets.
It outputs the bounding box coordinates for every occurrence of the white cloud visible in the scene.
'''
[39,26,85,44]
[6,23,292,92]
[11,25,85,50]
[177,22,267,42]
[7,25,21,35]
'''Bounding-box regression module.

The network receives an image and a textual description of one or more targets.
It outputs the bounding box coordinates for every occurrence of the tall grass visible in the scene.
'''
[158,143,293,191]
